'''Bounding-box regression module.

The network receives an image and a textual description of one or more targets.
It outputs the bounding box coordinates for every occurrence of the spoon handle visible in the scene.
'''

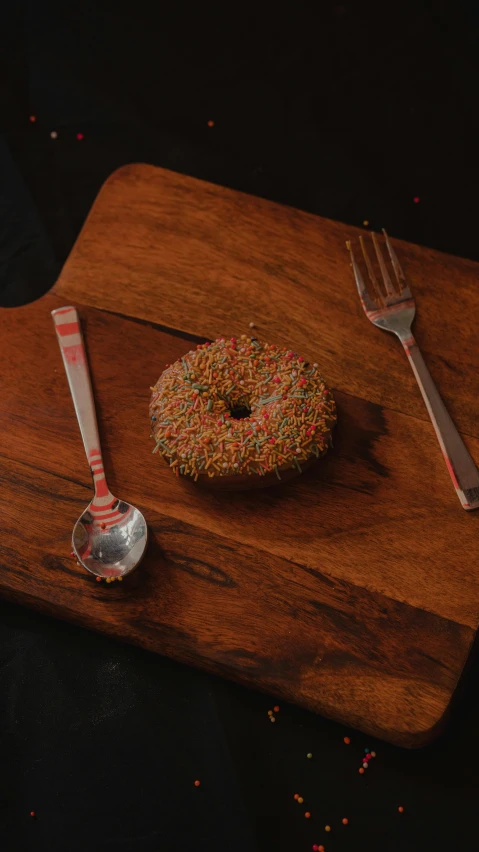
[52,306,111,499]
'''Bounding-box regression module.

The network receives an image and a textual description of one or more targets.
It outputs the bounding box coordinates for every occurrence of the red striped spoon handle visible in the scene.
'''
[52,305,112,503]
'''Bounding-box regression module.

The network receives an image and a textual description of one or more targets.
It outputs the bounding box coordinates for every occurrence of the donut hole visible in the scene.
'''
[229,404,252,420]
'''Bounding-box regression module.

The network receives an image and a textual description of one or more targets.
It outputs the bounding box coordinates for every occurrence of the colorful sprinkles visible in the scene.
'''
[358,747,376,774]
[149,336,336,482]
[289,738,382,847]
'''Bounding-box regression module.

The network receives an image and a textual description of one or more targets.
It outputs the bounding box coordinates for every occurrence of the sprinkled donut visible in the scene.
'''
[149,335,336,489]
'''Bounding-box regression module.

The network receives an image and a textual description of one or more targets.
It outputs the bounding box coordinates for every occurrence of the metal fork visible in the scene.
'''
[347,230,479,510]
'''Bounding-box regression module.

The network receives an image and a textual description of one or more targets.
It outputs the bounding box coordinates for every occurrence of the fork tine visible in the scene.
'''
[346,240,377,313]
[359,235,384,305]
[371,231,396,298]
[382,229,405,284]
[382,229,411,297]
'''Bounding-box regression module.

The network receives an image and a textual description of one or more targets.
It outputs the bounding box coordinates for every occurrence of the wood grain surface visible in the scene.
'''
[1,164,479,747]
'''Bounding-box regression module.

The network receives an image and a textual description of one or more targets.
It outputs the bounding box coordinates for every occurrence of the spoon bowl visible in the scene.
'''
[73,499,148,579]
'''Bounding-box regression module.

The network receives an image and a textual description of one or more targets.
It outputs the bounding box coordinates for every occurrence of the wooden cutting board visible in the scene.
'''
[1,165,479,747]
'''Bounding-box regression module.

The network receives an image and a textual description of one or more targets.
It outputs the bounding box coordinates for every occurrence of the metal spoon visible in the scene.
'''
[52,306,148,579]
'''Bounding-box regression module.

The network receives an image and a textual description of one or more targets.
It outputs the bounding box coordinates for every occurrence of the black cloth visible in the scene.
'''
[1,2,479,850]
[0,138,56,306]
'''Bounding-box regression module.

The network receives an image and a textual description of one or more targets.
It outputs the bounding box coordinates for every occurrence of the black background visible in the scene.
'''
[1,2,479,850]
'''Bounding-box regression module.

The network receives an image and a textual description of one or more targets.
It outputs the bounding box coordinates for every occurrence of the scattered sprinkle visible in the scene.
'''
[298,797,304,804]
[413,196,420,203]
[325,825,331,832]
[268,710,273,716]
[362,762,368,769]
[359,768,365,774]
[194,780,201,787]
[343,736,351,744]
[363,219,369,226]
[249,322,255,328]
[398,806,404,813]
[294,793,299,801]
[312,846,319,851]
[371,751,376,757]
[318,847,325,852]
[305,812,311,819]
[273,705,280,713]
[342,818,349,825]
[270,716,276,723]
[207,119,215,127]
[364,747,370,753]
[307,752,313,759]
[50,130,58,139]
[29,115,36,123]
[95,576,102,583]
[76,132,84,141]
[29,811,35,818]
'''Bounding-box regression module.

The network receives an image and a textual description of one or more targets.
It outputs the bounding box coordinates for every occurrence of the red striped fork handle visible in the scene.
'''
[399,331,479,510]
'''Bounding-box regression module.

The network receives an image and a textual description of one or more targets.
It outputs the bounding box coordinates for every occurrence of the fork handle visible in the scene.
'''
[400,333,479,510]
